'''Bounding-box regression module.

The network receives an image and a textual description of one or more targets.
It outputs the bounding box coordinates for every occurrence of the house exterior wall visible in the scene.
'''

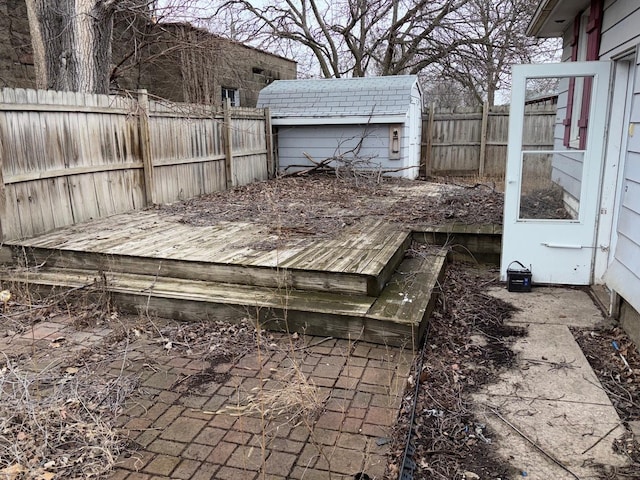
[550,76,583,215]
[556,0,640,318]
[604,50,640,316]
[600,0,640,58]
[112,26,297,107]
[0,0,35,89]
[260,76,422,180]
[276,122,418,179]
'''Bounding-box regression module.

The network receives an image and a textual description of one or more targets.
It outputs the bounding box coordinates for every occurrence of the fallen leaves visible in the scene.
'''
[389,264,521,479]
[160,175,504,252]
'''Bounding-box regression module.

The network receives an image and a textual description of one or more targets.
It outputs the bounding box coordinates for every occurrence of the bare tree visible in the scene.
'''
[432,0,560,106]
[420,79,477,109]
[217,0,478,78]
[25,0,122,93]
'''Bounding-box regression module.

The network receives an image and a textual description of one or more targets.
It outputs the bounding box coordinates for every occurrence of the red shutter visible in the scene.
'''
[564,16,581,147]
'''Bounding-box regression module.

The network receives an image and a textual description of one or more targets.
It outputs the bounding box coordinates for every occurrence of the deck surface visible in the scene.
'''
[7,210,409,276]
[1,207,448,346]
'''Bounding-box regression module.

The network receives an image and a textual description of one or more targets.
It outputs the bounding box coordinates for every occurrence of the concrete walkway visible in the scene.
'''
[473,287,629,479]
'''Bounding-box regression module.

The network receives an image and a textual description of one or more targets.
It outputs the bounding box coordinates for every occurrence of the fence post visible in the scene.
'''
[424,102,435,178]
[0,154,4,241]
[223,98,234,189]
[264,107,275,178]
[137,89,155,205]
[479,100,489,177]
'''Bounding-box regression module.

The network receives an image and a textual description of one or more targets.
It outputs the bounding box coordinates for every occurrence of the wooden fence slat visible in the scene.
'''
[422,103,556,177]
[0,87,271,240]
[137,90,155,205]
[479,101,489,176]
[223,99,234,189]
[424,103,435,178]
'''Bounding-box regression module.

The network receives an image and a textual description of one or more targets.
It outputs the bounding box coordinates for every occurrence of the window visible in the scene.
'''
[221,87,239,107]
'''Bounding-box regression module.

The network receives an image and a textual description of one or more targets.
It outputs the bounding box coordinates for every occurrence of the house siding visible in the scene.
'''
[555,0,640,314]
[591,1,640,314]
[600,0,640,58]
[550,78,583,210]
[606,50,640,310]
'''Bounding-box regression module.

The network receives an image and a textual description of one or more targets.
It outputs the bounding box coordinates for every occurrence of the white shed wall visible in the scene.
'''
[407,84,423,176]
[276,123,419,179]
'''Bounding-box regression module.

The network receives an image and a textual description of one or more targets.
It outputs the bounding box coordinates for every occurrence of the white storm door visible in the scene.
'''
[501,61,611,285]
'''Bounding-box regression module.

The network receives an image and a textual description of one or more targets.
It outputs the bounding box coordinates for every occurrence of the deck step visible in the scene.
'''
[1,251,446,347]
[0,222,411,297]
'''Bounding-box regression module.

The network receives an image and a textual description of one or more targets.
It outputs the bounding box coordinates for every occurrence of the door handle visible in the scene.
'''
[541,243,583,249]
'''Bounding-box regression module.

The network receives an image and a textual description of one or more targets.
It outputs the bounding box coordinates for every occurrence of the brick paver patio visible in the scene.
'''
[2,315,412,479]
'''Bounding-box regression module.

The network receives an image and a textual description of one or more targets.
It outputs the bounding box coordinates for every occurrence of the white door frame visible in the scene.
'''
[501,61,612,285]
[595,53,636,283]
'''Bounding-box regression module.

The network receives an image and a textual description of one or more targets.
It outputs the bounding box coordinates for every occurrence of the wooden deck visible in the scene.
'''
[0,210,446,346]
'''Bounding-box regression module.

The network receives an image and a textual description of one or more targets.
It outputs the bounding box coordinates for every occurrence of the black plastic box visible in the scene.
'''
[507,261,532,292]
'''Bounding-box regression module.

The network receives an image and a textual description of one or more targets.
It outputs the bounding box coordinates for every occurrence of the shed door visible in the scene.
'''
[501,61,611,285]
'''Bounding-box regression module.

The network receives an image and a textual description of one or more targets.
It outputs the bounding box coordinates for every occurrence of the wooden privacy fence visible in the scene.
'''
[0,88,272,241]
[422,102,557,177]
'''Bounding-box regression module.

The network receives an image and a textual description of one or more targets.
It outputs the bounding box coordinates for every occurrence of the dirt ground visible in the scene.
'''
[1,175,638,479]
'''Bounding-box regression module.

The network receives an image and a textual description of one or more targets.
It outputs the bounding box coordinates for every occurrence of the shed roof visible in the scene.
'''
[257,75,420,123]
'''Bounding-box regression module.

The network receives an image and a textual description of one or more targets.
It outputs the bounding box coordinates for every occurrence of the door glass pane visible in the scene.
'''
[518,75,593,220]
[520,152,583,220]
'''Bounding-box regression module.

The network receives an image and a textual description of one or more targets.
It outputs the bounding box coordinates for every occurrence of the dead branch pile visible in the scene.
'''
[160,175,504,248]
[124,317,260,362]
[519,185,573,220]
[215,365,322,425]
[0,357,135,479]
[388,260,524,479]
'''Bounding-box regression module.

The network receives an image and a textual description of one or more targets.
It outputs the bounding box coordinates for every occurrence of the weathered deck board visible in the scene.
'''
[4,250,445,347]
[0,210,449,346]
[367,253,447,323]
[7,268,375,316]
[3,211,410,294]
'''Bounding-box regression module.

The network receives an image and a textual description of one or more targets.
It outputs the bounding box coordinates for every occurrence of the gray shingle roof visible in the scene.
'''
[257,75,419,119]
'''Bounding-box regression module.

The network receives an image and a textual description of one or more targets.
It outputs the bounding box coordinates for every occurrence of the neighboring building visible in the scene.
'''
[111,21,297,107]
[507,0,640,344]
[257,76,423,179]
[0,0,35,89]
[0,0,297,106]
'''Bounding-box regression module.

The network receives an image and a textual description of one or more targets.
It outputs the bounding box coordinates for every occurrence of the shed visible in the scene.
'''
[257,75,423,179]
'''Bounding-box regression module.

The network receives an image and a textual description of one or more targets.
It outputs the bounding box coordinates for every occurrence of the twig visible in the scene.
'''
[583,376,638,408]
[581,423,621,455]
[293,336,334,351]
[490,408,581,480]
[0,281,97,318]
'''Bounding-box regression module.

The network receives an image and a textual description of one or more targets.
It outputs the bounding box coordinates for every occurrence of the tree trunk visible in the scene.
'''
[25,0,116,93]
